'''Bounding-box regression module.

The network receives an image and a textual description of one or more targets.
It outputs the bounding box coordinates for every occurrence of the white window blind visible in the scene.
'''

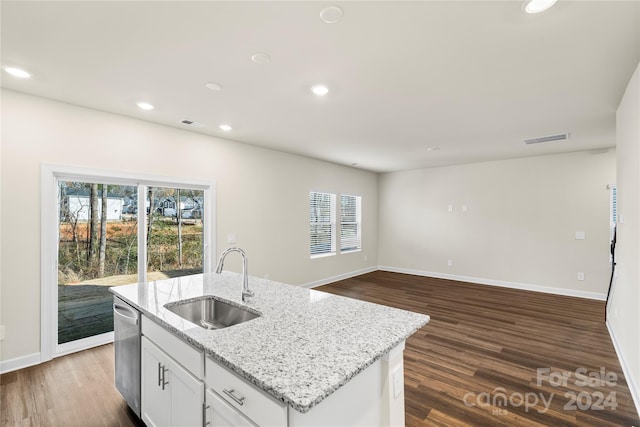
[310,192,336,257]
[610,186,617,226]
[609,185,617,262]
[340,194,361,252]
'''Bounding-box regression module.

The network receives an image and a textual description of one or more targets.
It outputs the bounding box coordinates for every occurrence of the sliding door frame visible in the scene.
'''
[40,164,216,361]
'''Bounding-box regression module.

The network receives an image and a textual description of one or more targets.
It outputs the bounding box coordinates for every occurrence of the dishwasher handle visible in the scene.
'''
[113,302,139,326]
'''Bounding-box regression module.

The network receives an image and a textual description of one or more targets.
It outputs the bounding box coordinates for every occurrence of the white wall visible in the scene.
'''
[378,150,616,298]
[609,62,640,413]
[0,89,378,363]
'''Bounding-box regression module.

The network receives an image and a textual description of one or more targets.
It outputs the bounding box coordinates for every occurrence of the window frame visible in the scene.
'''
[41,164,216,361]
[340,194,362,253]
[309,191,337,258]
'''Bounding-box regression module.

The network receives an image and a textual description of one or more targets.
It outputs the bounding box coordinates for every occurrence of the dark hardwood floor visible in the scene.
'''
[319,271,639,427]
[1,271,638,426]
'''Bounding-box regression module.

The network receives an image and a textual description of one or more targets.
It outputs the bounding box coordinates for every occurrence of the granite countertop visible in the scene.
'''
[110,272,430,413]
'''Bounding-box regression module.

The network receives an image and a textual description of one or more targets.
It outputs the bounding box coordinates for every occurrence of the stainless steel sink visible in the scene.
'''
[164,296,260,330]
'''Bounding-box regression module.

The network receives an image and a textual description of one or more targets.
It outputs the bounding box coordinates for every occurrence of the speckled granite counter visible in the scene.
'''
[110,272,429,413]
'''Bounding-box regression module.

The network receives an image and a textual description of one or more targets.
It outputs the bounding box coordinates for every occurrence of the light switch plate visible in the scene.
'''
[447,205,453,213]
[575,231,585,240]
[227,233,237,244]
[577,272,585,281]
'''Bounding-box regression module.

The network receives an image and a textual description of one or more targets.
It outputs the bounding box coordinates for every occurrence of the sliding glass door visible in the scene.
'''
[42,165,215,359]
[57,181,138,344]
[146,187,204,279]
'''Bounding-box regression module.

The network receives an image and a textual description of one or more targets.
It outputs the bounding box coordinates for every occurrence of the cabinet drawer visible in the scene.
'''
[142,315,204,378]
[206,358,287,426]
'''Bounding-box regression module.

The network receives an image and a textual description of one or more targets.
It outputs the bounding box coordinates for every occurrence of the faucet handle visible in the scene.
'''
[242,289,254,302]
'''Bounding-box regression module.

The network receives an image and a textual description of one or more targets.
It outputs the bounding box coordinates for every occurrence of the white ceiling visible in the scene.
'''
[2,1,639,172]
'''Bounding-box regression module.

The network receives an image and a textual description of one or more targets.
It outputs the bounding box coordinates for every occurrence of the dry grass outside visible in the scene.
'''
[62,268,203,287]
[58,217,204,285]
[59,218,203,242]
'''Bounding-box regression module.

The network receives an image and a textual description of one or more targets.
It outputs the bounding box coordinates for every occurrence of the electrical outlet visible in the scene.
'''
[264,274,270,280]
[227,233,237,244]
[447,259,453,267]
[363,254,368,262]
[577,272,585,281]
[393,367,403,398]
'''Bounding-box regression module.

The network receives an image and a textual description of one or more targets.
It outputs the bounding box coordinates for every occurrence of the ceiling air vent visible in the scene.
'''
[180,119,203,128]
[524,133,569,145]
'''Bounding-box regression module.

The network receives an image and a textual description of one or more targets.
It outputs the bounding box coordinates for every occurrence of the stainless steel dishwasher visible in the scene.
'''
[113,296,141,417]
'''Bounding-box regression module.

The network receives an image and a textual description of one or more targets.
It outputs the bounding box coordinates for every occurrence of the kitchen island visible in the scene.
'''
[111,272,429,426]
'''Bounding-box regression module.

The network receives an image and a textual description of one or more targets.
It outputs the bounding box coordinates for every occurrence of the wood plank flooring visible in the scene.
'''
[1,271,638,426]
[0,343,142,427]
[319,271,640,427]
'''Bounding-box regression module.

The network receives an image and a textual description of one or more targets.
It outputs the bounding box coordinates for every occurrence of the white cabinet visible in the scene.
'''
[140,315,205,427]
[141,336,204,426]
[141,336,204,427]
[205,389,257,427]
[141,337,168,427]
[205,357,287,426]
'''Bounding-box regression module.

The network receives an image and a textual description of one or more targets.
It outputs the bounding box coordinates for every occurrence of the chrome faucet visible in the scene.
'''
[215,247,254,302]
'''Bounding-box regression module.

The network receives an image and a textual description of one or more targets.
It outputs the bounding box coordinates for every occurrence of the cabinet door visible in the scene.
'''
[141,337,170,427]
[206,389,257,427]
[169,356,204,427]
[142,336,204,427]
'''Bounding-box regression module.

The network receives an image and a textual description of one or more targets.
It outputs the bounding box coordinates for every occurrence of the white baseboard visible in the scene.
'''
[1,333,114,374]
[55,331,113,358]
[378,266,607,300]
[606,320,640,419]
[301,266,378,289]
[0,352,41,374]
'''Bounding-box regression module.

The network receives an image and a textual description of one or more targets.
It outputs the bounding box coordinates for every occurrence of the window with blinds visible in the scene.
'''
[309,192,336,257]
[610,185,617,262]
[340,194,362,252]
[610,184,617,232]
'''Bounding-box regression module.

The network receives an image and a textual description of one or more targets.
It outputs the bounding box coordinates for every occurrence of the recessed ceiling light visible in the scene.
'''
[4,66,31,78]
[136,102,154,111]
[524,0,558,14]
[426,147,441,152]
[311,85,329,96]
[219,124,232,132]
[205,82,222,91]
[320,6,343,24]
[251,53,271,64]
[351,163,359,166]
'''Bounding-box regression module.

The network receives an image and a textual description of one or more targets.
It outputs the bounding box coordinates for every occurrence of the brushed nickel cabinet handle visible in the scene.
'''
[223,388,245,406]
[161,366,169,390]
[202,403,210,426]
